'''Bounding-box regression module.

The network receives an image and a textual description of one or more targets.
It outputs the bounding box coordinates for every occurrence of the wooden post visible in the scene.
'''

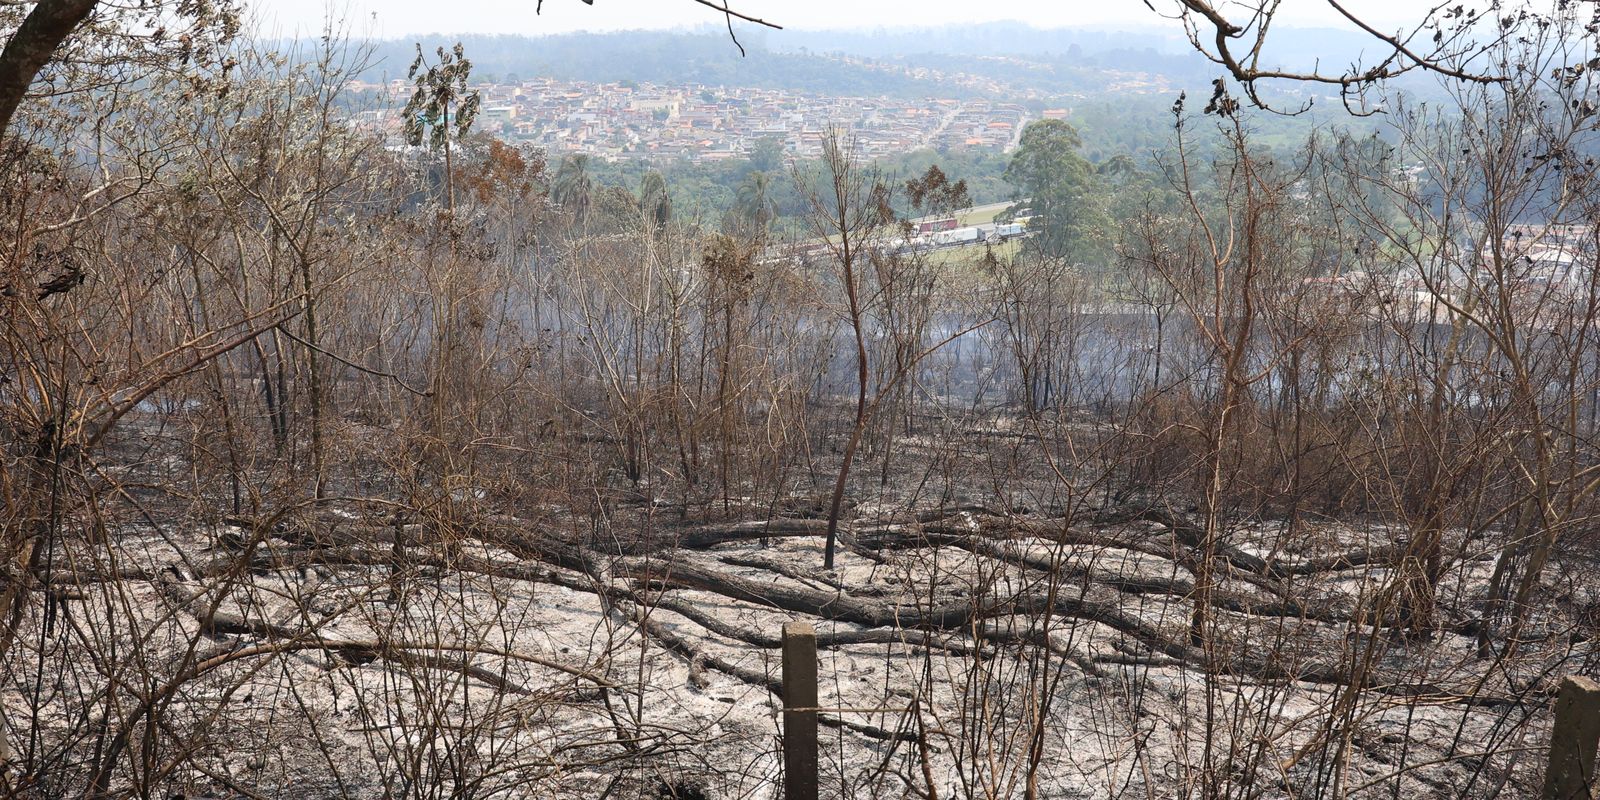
[782,621,818,800]
[1545,675,1600,800]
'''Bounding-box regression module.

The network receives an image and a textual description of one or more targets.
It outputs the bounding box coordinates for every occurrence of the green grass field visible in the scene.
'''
[952,202,1015,227]
[924,237,1021,268]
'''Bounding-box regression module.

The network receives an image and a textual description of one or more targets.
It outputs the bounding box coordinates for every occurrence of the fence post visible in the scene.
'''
[1545,675,1600,800]
[782,621,818,800]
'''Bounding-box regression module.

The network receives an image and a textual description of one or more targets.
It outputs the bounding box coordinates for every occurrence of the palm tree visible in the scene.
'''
[732,170,777,239]
[639,170,671,231]
[552,154,592,224]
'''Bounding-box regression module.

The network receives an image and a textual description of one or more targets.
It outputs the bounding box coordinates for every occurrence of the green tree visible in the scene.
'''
[746,135,785,174]
[552,153,593,224]
[730,170,777,239]
[403,42,481,214]
[1003,119,1106,261]
[904,163,970,216]
[639,170,671,230]
[592,184,641,230]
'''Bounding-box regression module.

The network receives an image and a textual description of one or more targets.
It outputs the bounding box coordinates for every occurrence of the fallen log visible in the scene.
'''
[158,573,614,694]
[77,509,1535,709]
[616,557,1527,706]
[619,599,917,743]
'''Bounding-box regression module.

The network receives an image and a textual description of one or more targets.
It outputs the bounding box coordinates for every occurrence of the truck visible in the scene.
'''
[936,226,985,247]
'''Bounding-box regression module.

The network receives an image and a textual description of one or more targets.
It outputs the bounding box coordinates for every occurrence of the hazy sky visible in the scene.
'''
[253,0,1455,40]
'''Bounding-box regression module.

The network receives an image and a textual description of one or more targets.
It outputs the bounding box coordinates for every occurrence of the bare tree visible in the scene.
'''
[1156,0,1515,111]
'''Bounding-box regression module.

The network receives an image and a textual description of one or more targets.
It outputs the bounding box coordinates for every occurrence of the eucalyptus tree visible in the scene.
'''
[403,42,481,214]
[1004,119,1108,263]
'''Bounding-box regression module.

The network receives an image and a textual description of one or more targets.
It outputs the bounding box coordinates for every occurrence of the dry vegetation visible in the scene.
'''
[3,4,1600,799]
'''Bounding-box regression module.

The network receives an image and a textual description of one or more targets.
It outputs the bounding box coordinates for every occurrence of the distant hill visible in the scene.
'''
[352,31,974,98]
[767,21,1406,75]
[345,24,1445,110]
[346,26,1227,100]
[766,22,1199,58]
